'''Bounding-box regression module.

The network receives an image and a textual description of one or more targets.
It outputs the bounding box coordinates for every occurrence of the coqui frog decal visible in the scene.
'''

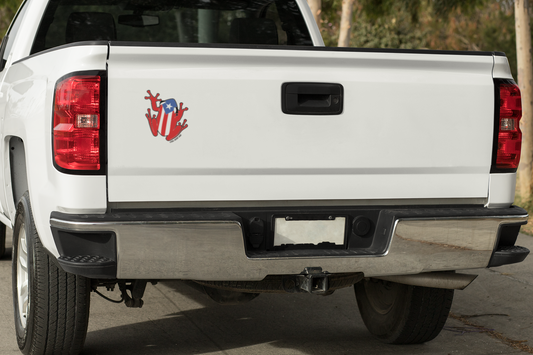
[145,90,189,142]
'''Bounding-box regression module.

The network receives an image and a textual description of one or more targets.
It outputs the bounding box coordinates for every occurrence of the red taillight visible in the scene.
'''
[53,75,101,171]
[495,82,522,170]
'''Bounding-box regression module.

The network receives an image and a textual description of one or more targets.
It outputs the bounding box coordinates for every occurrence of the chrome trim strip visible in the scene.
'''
[107,198,487,209]
[50,215,528,280]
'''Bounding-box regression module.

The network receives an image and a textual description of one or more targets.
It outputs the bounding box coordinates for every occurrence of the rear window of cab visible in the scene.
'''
[31,0,313,55]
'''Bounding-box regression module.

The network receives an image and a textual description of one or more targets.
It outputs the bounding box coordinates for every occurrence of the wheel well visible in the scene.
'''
[9,137,28,207]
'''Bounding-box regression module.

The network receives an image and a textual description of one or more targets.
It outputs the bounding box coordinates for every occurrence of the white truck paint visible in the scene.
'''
[108,46,496,203]
[0,0,529,353]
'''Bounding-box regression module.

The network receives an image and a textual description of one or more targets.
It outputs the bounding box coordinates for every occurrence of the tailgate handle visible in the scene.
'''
[282,82,343,115]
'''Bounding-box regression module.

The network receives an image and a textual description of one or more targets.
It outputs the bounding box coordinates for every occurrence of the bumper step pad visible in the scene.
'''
[58,255,116,278]
[488,246,530,267]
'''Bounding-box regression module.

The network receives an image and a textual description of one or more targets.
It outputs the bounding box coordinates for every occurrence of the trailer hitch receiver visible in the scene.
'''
[296,267,330,294]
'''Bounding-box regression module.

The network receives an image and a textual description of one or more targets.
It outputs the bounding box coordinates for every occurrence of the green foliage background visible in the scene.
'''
[320,0,520,77]
[0,0,525,77]
[0,0,21,36]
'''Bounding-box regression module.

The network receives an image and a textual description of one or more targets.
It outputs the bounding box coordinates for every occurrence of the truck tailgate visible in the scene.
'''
[106,45,495,203]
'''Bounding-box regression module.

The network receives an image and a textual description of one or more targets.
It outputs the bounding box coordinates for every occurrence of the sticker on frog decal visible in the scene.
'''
[144,90,189,142]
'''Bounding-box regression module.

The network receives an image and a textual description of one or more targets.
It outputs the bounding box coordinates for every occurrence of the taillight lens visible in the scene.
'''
[494,81,522,170]
[53,75,101,171]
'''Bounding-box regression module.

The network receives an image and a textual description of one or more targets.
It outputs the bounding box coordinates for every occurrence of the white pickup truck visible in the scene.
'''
[0,0,529,353]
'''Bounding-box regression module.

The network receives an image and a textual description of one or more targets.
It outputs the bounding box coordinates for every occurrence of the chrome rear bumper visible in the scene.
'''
[49,207,528,280]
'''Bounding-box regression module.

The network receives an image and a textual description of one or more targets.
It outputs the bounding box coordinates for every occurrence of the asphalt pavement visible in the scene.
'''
[0,230,532,354]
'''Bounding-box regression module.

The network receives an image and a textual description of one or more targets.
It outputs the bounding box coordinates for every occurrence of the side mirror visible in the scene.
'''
[118,15,159,27]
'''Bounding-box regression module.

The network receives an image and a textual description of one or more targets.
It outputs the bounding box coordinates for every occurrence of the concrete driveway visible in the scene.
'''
[1,230,532,354]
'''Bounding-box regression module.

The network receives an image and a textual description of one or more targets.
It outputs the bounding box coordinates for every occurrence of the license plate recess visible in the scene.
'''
[273,216,347,247]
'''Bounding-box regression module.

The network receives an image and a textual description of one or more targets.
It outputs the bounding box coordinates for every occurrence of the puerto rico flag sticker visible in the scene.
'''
[144,90,189,142]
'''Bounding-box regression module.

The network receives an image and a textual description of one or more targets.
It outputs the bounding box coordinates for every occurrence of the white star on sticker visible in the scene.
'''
[165,103,173,110]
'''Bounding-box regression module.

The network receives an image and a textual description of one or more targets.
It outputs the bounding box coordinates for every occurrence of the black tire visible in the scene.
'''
[0,222,5,258]
[354,278,453,344]
[12,192,91,355]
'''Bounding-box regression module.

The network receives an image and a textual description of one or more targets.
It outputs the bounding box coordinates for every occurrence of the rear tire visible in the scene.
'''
[12,192,91,355]
[354,278,453,344]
